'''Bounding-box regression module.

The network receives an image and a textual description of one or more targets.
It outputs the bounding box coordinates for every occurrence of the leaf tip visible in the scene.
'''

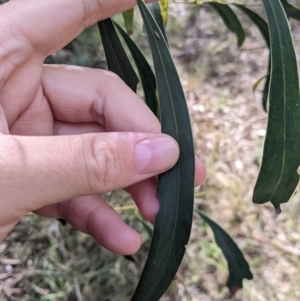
[274,204,282,215]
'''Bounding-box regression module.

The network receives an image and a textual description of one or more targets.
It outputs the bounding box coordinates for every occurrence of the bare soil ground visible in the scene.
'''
[1,2,300,301]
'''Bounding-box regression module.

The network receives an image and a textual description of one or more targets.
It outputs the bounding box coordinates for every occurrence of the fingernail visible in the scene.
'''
[136,137,179,175]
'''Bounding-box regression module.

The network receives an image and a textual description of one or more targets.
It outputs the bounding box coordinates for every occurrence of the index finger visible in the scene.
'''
[1,0,156,56]
[42,64,161,133]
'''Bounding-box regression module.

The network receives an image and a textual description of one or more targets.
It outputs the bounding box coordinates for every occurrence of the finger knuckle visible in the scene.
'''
[89,137,121,191]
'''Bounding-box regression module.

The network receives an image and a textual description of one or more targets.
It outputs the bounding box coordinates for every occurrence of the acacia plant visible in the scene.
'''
[95,0,300,300]
[1,0,298,299]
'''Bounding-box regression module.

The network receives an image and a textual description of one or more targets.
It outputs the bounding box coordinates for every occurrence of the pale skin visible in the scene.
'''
[0,0,206,255]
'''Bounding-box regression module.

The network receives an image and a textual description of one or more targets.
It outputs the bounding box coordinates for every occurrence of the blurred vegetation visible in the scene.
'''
[1,1,300,301]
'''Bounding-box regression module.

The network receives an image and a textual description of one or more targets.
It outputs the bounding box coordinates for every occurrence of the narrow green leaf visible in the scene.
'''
[196,210,253,290]
[253,0,300,213]
[114,22,158,116]
[209,3,245,47]
[122,8,135,35]
[131,1,195,300]
[98,18,139,92]
[252,75,268,93]
[235,5,270,46]
[235,5,270,111]
[281,0,300,21]
[147,2,168,43]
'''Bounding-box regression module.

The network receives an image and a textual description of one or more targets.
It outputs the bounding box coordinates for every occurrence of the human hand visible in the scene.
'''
[0,0,206,254]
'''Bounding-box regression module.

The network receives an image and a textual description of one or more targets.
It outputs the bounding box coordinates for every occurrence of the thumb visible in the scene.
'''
[0,132,179,216]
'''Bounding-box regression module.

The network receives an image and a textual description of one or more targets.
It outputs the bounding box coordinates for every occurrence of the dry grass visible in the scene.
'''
[1,2,300,301]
